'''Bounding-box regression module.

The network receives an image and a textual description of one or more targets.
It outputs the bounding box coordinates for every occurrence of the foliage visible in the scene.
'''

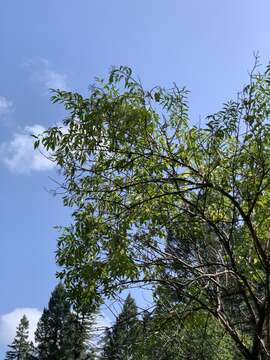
[35,283,91,360]
[147,285,241,360]
[38,62,270,359]
[100,294,140,360]
[5,315,34,360]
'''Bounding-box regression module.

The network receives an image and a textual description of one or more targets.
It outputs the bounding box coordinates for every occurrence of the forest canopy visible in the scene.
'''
[37,62,270,359]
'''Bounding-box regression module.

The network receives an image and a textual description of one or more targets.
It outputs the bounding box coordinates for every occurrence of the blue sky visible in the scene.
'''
[1,0,270,356]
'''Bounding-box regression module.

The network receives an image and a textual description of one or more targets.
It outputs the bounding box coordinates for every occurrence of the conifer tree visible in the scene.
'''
[5,315,34,360]
[35,283,92,360]
[101,294,139,360]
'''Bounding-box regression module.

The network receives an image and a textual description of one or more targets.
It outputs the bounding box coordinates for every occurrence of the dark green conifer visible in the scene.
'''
[5,315,34,360]
[101,294,139,360]
[35,283,92,359]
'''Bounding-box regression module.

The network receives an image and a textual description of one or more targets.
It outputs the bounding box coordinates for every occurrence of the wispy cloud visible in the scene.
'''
[23,58,69,92]
[0,96,14,116]
[42,69,68,90]
[0,125,55,174]
[0,308,42,347]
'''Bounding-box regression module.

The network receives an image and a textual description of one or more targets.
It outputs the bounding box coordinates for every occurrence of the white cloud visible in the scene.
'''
[23,58,69,92]
[0,308,42,346]
[0,96,13,116]
[43,69,68,90]
[1,125,55,174]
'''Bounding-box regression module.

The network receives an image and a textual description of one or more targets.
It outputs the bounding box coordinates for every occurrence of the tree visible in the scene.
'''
[100,294,140,360]
[38,62,270,359]
[5,315,34,360]
[147,284,241,360]
[35,283,92,359]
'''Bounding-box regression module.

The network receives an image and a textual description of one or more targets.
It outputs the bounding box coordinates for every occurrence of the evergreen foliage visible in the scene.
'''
[35,283,91,360]
[5,315,34,360]
[101,295,139,360]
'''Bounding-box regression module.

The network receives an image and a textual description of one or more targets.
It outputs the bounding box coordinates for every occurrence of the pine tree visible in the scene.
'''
[35,283,92,360]
[101,294,140,360]
[5,315,34,360]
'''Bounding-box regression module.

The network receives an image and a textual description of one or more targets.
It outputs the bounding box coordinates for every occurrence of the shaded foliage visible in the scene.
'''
[35,284,91,360]
[38,62,270,359]
[100,295,139,360]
